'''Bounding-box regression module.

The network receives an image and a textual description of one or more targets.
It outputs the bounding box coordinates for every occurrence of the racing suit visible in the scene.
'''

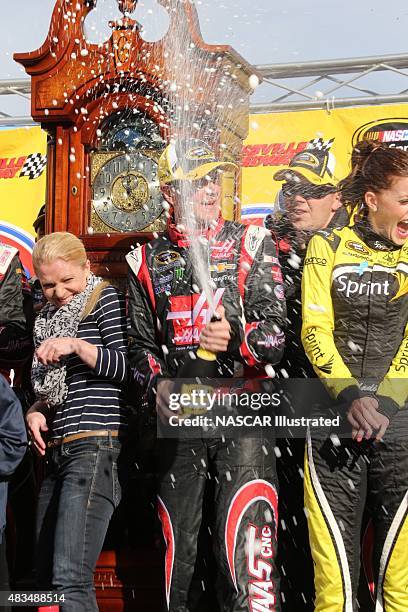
[265,207,349,611]
[0,245,34,590]
[301,220,408,611]
[0,245,33,385]
[127,217,286,612]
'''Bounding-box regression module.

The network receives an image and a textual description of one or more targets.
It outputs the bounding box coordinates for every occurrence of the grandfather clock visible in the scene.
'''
[14,0,258,280]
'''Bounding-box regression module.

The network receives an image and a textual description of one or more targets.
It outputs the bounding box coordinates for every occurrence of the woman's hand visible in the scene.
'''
[36,337,98,369]
[199,305,231,354]
[26,401,49,456]
[36,337,78,365]
[347,396,389,441]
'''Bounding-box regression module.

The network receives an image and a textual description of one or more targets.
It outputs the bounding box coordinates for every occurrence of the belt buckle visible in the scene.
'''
[47,438,60,449]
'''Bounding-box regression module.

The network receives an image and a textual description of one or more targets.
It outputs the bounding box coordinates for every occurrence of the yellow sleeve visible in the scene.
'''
[377,320,408,409]
[301,233,359,399]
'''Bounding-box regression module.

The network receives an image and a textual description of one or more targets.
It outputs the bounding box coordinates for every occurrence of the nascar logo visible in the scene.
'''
[353,119,408,150]
[155,250,180,266]
[345,241,370,257]
[187,145,214,161]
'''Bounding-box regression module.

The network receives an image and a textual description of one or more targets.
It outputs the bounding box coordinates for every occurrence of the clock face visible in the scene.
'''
[92,152,163,232]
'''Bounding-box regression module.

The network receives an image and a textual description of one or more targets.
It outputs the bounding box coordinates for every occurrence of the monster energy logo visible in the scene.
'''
[175,267,184,280]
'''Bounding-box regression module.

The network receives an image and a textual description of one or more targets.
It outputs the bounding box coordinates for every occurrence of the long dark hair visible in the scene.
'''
[339,139,408,207]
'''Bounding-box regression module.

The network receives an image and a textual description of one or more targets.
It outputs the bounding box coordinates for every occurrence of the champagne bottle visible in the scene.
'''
[177,316,220,378]
[175,347,218,419]
[177,346,218,378]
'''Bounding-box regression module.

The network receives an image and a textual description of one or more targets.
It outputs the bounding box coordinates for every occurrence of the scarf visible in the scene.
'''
[31,273,102,407]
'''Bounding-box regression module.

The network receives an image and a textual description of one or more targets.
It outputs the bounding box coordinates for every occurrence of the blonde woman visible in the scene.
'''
[26,232,128,612]
[302,142,408,610]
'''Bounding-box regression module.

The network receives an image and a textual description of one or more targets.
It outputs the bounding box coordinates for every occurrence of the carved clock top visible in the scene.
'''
[13,0,255,269]
[13,0,259,126]
[117,0,138,14]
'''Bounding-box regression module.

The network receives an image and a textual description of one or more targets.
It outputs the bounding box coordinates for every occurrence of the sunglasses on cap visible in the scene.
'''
[171,171,221,191]
[282,182,337,199]
[192,170,223,190]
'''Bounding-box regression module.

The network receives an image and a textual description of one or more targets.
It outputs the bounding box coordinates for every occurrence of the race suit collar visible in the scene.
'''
[354,218,400,251]
[167,216,225,246]
[328,206,349,229]
[271,205,350,254]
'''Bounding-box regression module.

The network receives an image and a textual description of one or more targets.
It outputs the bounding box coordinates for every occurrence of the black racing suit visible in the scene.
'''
[265,207,350,379]
[0,245,33,386]
[0,245,35,589]
[265,208,349,610]
[127,218,286,612]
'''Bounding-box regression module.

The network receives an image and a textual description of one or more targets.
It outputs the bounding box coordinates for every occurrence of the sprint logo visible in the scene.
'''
[337,276,391,297]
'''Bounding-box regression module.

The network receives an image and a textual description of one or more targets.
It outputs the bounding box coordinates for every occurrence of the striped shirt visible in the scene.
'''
[51,286,129,438]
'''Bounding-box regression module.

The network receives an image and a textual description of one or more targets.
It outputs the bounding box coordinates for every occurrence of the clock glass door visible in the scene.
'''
[90,111,166,233]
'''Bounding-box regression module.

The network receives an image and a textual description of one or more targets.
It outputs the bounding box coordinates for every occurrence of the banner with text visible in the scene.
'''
[0,126,47,277]
[241,103,408,224]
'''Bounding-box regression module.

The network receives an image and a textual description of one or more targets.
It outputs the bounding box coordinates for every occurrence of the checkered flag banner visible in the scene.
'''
[19,153,47,180]
[306,138,334,151]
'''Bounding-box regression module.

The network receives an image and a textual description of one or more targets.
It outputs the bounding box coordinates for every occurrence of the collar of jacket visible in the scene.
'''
[329,206,350,229]
[268,205,350,255]
[167,215,225,246]
[354,217,400,251]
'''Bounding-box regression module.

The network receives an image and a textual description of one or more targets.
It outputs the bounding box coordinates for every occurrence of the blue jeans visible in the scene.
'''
[35,435,124,612]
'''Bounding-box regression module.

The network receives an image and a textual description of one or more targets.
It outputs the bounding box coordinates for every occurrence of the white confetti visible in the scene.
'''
[330,434,341,447]
[288,257,300,270]
[265,364,276,378]
[308,303,326,312]
[347,340,362,353]
[249,74,260,89]
[264,508,273,523]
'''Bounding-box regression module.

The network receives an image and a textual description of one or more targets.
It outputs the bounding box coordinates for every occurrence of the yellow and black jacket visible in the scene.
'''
[301,220,408,417]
